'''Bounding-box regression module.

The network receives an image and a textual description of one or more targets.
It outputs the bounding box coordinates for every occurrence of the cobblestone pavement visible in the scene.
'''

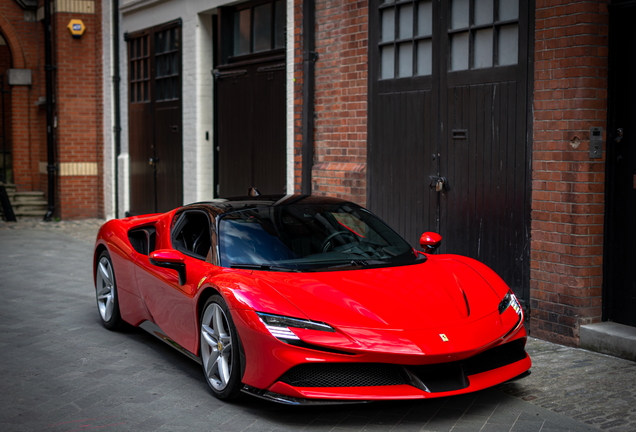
[497,339,636,432]
[0,219,633,431]
[0,217,105,244]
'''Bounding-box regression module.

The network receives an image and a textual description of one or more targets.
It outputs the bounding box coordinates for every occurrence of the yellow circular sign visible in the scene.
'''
[67,19,86,38]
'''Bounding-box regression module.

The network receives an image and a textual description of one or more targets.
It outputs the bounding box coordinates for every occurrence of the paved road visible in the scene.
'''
[0,219,634,432]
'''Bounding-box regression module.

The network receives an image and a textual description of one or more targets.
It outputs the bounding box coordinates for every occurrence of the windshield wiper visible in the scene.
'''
[230,264,300,272]
[318,259,380,269]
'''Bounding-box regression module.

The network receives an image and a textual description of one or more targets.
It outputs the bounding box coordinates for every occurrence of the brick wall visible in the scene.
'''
[530,0,609,346]
[0,4,45,193]
[0,2,103,219]
[294,0,368,205]
[53,4,103,219]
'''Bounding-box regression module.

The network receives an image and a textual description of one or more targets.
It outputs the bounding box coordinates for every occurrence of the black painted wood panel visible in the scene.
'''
[155,102,182,213]
[216,60,286,198]
[368,0,532,302]
[604,2,636,326]
[368,90,436,248]
[217,69,253,197]
[439,82,528,291]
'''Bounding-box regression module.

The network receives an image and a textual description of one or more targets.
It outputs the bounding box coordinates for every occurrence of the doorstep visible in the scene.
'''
[580,321,636,362]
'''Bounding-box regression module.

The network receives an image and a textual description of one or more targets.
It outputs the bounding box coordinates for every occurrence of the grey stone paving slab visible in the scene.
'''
[0,221,624,432]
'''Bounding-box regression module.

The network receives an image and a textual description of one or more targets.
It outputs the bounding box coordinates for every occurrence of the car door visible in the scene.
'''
[134,210,213,354]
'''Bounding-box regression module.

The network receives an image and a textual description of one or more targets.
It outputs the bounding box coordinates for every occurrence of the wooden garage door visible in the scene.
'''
[368,0,533,303]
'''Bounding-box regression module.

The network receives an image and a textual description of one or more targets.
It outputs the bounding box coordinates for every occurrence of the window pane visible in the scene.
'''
[171,29,179,50]
[473,28,493,68]
[157,79,164,101]
[499,0,519,21]
[399,4,414,39]
[234,9,251,56]
[450,31,469,70]
[417,0,432,36]
[451,0,469,29]
[398,42,413,77]
[156,56,164,77]
[171,53,178,75]
[253,3,272,53]
[381,8,395,41]
[498,24,518,65]
[475,0,494,25]
[381,45,395,79]
[416,39,432,76]
[274,0,285,49]
[155,32,164,54]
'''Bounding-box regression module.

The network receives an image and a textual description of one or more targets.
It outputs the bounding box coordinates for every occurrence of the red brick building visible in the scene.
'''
[291,0,634,349]
[0,0,103,219]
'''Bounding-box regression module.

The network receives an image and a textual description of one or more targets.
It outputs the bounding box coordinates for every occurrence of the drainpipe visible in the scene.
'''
[112,0,121,218]
[301,0,316,195]
[43,0,56,221]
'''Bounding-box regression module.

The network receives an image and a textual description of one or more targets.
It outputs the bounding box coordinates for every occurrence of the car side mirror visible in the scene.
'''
[149,249,187,285]
[420,232,442,253]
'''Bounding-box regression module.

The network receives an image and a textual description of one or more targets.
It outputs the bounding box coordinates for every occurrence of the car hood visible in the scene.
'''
[253,256,502,330]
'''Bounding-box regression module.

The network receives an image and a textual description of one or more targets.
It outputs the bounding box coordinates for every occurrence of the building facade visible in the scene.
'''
[1,0,631,347]
[0,0,103,219]
[289,0,632,347]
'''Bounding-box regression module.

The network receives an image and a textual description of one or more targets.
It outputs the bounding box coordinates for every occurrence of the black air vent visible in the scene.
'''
[279,363,407,387]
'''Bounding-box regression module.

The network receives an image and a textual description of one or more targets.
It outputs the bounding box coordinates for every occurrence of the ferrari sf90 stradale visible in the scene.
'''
[93,194,530,404]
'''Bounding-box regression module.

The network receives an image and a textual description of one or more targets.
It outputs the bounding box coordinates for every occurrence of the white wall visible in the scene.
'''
[102,0,114,219]
[103,0,295,216]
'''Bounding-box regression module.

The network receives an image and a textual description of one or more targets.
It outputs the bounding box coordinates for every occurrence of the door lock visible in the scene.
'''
[429,176,447,192]
[148,157,160,167]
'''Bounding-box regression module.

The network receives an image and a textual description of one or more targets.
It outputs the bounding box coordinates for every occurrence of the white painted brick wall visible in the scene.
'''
[103,0,296,214]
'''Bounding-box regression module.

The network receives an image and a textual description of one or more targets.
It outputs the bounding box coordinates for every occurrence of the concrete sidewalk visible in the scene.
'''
[0,219,634,432]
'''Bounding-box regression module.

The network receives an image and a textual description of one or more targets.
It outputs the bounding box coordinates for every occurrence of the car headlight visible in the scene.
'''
[498,292,523,317]
[256,312,335,341]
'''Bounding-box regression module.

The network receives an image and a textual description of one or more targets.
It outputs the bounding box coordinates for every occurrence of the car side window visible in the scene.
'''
[172,211,213,261]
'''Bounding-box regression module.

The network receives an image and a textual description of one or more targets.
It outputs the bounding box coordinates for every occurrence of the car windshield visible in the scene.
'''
[218,202,424,271]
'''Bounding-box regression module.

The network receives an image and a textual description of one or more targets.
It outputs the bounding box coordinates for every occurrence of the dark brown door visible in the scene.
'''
[368,0,532,302]
[215,0,286,198]
[604,1,636,326]
[127,22,183,215]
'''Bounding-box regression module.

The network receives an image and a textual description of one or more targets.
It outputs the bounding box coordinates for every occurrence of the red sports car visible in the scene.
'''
[93,195,530,404]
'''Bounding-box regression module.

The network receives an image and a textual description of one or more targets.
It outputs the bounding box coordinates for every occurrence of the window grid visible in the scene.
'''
[130,35,149,103]
[448,0,519,71]
[232,0,286,58]
[379,0,433,79]
[155,28,180,102]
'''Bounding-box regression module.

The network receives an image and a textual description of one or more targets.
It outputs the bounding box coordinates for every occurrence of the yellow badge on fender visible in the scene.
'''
[439,334,449,342]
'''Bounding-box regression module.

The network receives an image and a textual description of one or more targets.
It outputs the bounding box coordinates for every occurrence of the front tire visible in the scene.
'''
[200,295,243,400]
[95,250,124,330]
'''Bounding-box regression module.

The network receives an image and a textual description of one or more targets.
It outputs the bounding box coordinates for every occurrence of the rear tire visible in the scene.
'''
[95,250,124,330]
[200,295,243,400]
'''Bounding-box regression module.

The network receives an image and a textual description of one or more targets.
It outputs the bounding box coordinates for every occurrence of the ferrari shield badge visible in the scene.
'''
[439,334,449,342]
